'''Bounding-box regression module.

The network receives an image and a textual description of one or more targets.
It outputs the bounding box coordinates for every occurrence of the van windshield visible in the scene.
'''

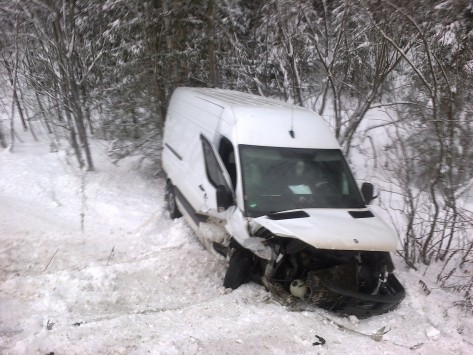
[240,145,366,217]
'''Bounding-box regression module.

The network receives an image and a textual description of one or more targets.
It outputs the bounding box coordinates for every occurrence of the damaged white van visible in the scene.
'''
[162,87,405,318]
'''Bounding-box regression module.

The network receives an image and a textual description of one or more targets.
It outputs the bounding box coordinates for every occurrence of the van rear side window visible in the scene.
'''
[201,135,228,188]
[219,137,237,189]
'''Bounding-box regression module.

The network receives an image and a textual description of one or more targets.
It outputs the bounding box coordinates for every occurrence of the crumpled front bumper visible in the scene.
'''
[305,261,405,318]
[320,274,405,319]
[264,272,405,319]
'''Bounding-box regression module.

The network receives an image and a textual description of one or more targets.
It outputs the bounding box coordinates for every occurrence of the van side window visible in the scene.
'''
[201,136,228,188]
[218,137,237,189]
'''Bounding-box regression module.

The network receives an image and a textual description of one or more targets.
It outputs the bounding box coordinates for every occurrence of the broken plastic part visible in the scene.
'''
[225,207,271,260]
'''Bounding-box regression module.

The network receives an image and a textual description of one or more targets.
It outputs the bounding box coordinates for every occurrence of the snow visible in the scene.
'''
[1,127,473,354]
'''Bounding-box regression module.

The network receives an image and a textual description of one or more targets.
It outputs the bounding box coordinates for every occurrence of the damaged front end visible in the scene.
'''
[257,231,405,319]
[224,208,405,319]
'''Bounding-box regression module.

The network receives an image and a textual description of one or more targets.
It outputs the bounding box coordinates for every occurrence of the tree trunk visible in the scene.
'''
[207,0,217,86]
[3,59,27,132]
[0,124,7,148]
[67,114,85,169]
[51,0,94,171]
[69,70,95,171]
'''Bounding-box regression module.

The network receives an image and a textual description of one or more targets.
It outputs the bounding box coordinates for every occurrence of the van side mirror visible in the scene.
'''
[361,182,377,205]
[216,185,233,212]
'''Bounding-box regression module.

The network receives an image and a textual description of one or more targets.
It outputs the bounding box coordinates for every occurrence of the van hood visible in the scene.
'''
[252,209,398,252]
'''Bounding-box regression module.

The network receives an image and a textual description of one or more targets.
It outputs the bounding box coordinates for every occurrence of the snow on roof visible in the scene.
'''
[182,87,305,110]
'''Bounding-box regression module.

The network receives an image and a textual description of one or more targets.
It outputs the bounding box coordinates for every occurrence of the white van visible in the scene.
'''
[162,87,404,318]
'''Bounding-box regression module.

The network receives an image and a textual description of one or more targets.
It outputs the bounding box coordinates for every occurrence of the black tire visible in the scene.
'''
[165,181,182,219]
[223,248,254,289]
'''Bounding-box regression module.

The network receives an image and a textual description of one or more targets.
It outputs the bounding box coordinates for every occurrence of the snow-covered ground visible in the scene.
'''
[1,127,472,354]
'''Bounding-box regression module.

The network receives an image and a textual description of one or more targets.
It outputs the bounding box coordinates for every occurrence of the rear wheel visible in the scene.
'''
[165,181,182,219]
[223,248,254,289]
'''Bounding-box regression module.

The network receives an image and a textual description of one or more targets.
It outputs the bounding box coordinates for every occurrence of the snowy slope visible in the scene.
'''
[1,128,472,354]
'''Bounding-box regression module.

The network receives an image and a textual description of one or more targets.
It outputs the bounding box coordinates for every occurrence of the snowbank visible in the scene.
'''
[1,128,472,354]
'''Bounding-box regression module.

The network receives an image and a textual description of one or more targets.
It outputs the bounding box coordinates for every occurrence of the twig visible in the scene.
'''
[107,246,115,266]
[44,249,58,272]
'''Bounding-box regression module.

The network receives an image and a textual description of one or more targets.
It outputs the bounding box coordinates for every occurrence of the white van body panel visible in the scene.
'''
[162,87,398,255]
[231,107,340,149]
[163,89,224,214]
[225,207,272,260]
[253,209,397,252]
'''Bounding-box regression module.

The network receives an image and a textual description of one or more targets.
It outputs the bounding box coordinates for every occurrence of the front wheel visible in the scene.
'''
[165,181,182,219]
[223,248,254,289]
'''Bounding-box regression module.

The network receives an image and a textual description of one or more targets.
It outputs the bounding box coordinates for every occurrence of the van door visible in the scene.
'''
[199,134,234,216]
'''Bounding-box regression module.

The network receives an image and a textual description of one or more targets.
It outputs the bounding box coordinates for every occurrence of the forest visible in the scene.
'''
[1,0,473,305]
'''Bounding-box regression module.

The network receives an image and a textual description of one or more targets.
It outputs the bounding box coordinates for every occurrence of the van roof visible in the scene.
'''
[172,87,340,149]
[180,87,304,110]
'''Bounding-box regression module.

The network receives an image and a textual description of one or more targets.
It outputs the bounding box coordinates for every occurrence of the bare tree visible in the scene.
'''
[373,0,473,287]
[300,0,408,154]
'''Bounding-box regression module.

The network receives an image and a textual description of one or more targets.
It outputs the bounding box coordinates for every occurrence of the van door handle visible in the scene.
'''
[198,185,207,200]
